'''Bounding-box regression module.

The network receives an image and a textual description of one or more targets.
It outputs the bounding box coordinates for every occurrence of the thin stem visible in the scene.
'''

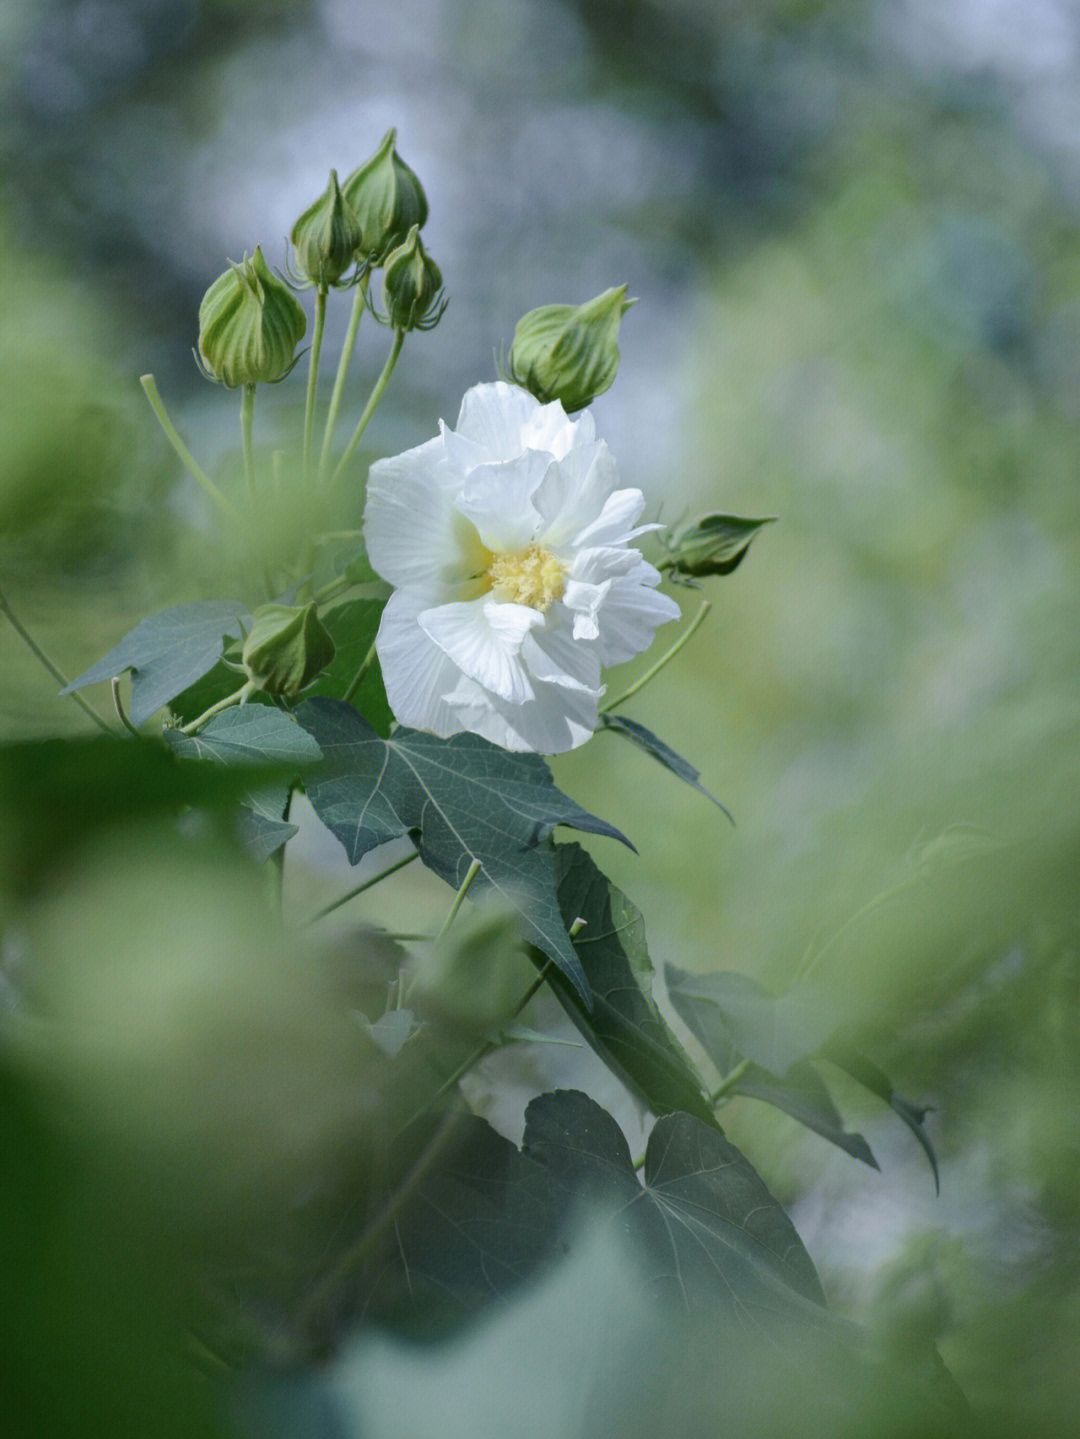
[331,329,405,486]
[342,639,377,704]
[179,681,253,735]
[139,376,245,527]
[303,286,328,486]
[0,588,111,733]
[317,278,367,485]
[435,859,482,942]
[599,599,711,714]
[313,574,351,606]
[110,677,140,736]
[271,787,294,912]
[303,849,420,924]
[709,1057,751,1104]
[240,383,257,506]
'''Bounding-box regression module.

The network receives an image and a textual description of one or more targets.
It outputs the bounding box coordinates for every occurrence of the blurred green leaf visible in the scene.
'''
[599,712,732,819]
[64,602,249,725]
[295,698,633,1002]
[823,1040,940,1194]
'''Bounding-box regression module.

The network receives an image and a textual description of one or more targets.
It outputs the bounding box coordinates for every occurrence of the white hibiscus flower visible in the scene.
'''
[364,381,680,753]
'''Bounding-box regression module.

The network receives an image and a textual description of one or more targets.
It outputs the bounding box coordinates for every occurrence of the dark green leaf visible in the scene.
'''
[303,598,393,735]
[295,698,633,1002]
[599,713,732,821]
[63,601,248,724]
[666,513,774,582]
[162,706,323,768]
[545,845,715,1125]
[823,1040,940,1194]
[237,783,299,863]
[524,1090,828,1315]
[666,965,838,1074]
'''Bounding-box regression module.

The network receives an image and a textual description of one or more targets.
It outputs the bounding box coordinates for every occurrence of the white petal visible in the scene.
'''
[365,436,486,595]
[452,450,553,551]
[477,680,600,753]
[531,441,618,547]
[376,589,487,736]
[561,577,612,642]
[453,382,537,461]
[419,597,543,704]
[520,400,594,460]
[571,486,648,549]
[596,569,681,667]
[521,617,602,695]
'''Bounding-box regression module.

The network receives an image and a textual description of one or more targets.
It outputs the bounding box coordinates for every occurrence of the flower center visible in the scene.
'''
[486,543,566,611]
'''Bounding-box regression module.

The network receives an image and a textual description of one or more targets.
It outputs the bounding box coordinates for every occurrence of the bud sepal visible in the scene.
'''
[377,225,447,333]
[507,284,634,412]
[196,247,307,388]
[241,601,336,699]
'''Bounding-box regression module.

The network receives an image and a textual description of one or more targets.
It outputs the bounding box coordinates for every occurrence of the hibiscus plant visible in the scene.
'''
[2,130,955,1427]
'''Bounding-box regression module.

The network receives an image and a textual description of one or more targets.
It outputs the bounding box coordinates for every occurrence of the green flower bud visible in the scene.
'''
[662,514,775,584]
[381,225,446,332]
[342,128,428,262]
[197,247,306,388]
[241,601,335,699]
[290,169,364,288]
[508,285,634,413]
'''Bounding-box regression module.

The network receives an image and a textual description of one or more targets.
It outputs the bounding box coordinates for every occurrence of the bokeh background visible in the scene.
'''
[3,0,1080,1432]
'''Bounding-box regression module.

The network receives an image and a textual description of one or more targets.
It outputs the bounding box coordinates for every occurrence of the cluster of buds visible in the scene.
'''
[196,129,444,386]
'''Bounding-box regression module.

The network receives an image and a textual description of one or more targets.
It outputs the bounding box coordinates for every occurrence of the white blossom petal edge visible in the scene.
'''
[364,381,680,753]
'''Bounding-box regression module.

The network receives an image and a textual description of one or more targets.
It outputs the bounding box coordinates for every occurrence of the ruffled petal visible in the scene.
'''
[376,589,487,736]
[419,597,544,704]
[453,450,553,551]
[521,615,603,695]
[365,436,485,595]
[520,399,594,460]
[570,485,648,550]
[453,381,537,461]
[595,566,681,667]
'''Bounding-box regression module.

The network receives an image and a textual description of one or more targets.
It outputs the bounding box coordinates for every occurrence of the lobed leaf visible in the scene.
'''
[295,698,633,1003]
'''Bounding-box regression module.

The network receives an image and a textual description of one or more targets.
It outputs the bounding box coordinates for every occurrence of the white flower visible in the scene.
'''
[364,381,680,753]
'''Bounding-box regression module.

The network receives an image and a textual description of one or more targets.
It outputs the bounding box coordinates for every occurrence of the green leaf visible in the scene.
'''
[303,598,393,734]
[666,966,837,1074]
[665,513,774,582]
[545,845,715,1124]
[667,967,934,1182]
[524,1089,827,1314]
[63,601,249,724]
[599,713,733,821]
[163,706,323,769]
[822,1040,940,1194]
[726,1063,878,1171]
[295,699,632,1003]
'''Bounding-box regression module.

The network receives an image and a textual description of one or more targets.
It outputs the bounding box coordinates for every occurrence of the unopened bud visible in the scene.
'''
[241,601,335,699]
[664,514,774,583]
[290,169,364,288]
[508,285,633,413]
[197,248,306,388]
[342,128,428,263]
[381,225,445,332]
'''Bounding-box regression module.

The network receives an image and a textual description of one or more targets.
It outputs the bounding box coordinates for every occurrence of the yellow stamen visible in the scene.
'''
[487,543,566,611]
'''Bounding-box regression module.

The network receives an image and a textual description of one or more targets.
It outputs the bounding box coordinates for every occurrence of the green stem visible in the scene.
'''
[331,329,405,487]
[434,858,481,942]
[179,681,254,735]
[709,1057,751,1104]
[240,384,257,506]
[0,588,112,733]
[303,849,420,924]
[139,376,245,528]
[318,278,367,486]
[599,599,711,714]
[303,286,328,487]
[342,639,378,704]
[271,787,294,912]
[110,677,140,736]
[313,574,351,606]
